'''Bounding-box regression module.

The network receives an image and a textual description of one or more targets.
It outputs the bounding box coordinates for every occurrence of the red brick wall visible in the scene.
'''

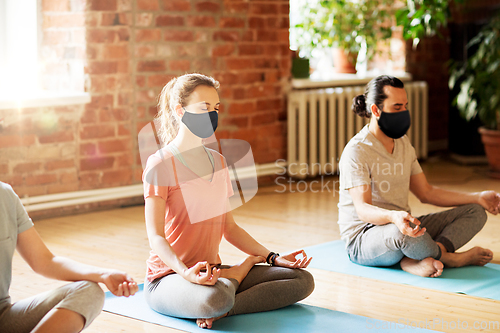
[0,0,291,216]
[40,0,87,91]
[84,0,135,191]
[132,0,290,164]
[0,105,83,197]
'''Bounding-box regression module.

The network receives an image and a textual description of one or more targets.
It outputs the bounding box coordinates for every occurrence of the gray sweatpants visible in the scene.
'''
[144,265,315,319]
[0,281,105,333]
[347,204,488,267]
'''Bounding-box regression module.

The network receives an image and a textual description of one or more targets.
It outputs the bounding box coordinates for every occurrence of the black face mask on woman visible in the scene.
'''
[181,108,218,139]
[377,109,411,139]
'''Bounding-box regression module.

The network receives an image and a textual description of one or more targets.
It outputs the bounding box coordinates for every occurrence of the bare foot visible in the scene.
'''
[219,255,265,284]
[400,257,444,278]
[438,243,493,268]
[197,312,228,329]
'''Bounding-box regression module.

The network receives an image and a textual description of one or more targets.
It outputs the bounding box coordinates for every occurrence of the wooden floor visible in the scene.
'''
[9,156,500,332]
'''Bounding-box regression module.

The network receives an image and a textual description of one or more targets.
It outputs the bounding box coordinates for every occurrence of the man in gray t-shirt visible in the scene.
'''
[0,182,138,332]
[339,124,422,246]
[338,75,500,278]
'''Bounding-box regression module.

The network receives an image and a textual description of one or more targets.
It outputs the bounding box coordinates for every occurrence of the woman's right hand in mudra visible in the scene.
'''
[182,261,221,285]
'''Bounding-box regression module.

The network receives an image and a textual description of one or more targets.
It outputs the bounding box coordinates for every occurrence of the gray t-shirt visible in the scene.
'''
[338,125,423,246]
[0,182,34,308]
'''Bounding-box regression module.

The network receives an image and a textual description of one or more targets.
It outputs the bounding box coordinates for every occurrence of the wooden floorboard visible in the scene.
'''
[9,158,500,332]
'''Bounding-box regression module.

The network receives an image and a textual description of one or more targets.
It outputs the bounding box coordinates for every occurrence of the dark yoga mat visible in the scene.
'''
[304,240,500,300]
[103,284,436,332]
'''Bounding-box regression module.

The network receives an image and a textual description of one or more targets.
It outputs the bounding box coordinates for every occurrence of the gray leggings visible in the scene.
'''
[144,265,315,319]
[347,204,488,267]
[0,281,105,333]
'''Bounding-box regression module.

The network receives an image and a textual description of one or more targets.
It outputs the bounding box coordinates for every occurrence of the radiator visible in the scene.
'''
[287,81,428,178]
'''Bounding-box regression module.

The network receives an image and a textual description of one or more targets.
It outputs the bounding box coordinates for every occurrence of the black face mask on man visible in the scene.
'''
[181,107,218,139]
[377,109,411,139]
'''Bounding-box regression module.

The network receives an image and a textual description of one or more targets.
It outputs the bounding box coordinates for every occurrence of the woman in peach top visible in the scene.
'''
[143,73,314,329]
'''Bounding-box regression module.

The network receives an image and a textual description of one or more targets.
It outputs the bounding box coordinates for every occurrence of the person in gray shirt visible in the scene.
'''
[0,182,138,332]
[338,75,500,278]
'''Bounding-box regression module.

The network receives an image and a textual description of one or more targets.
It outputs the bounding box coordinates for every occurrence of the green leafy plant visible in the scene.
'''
[291,0,393,60]
[449,14,500,130]
[395,0,464,48]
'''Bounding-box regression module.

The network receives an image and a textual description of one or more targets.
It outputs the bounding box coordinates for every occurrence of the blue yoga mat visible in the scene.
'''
[304,240,500,300]
[103,285,435,332]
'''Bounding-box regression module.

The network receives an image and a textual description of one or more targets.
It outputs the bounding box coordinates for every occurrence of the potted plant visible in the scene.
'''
[395,0,464,48]
[449,14,500,177]
[291,0,393,74]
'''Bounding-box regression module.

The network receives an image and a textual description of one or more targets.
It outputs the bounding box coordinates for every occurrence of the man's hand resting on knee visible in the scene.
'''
[391,211,426,238]
[478,191,500,215]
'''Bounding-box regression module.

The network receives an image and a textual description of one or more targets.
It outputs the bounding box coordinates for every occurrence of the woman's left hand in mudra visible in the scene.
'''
[274,250,312,269]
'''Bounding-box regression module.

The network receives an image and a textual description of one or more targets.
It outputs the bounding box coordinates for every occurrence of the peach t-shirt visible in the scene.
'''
[143,147,234,282]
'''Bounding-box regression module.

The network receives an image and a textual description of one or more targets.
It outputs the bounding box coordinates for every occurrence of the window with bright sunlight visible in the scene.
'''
[0,0,38,98]
[0,0,89,109]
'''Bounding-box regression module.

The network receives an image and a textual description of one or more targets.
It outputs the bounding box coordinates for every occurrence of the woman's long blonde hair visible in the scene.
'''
[155,73,220,145]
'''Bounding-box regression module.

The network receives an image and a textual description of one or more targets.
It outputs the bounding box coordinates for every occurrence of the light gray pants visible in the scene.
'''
[347,204,488,267]
[144,265,315,319]
[0,281,105,333]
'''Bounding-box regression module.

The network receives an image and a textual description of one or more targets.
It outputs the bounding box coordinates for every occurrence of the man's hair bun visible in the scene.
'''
[352,94,371,118]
